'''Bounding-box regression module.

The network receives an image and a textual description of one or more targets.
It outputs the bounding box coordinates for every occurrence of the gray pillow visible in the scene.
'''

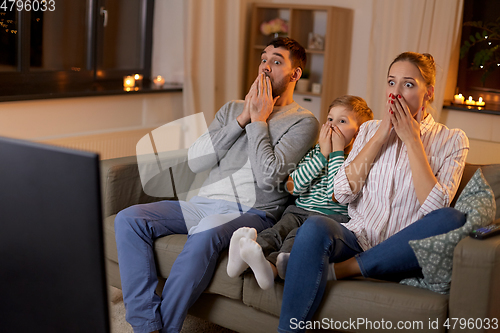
[400,168,496,294]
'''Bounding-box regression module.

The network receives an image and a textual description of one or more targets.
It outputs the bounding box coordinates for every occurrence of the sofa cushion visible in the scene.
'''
[242,275,448,330]
[104,214,243,300]
[401,168,496,294]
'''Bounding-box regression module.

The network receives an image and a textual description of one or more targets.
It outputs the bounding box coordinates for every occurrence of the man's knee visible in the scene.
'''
[114,205,148,238]
[187,226,227,254]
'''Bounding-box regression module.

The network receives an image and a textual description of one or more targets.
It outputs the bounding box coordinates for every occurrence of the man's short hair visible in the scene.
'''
[266,37,306,70]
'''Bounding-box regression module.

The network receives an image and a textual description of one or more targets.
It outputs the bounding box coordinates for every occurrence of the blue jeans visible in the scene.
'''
[278,207,466,333]
[114,196,274,333]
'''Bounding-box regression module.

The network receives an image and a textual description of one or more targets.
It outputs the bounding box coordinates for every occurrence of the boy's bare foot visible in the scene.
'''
[227,227,257,278]
[239,238,274,290]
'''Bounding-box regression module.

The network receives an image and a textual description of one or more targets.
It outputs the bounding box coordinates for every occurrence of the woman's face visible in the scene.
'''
[386,60,432,118]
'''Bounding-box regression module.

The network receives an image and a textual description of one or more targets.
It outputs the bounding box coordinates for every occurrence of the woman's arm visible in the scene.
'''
[343,105,393,194]
[418,131,469,214]
[405,134,437,205]
[390,96,436,205]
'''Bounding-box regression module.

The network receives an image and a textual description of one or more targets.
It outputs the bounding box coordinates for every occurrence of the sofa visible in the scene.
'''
[102,149,500,333]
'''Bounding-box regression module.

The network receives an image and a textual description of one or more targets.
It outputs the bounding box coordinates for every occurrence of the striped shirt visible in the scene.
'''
[291,144,348,215]
[334,114,469,251]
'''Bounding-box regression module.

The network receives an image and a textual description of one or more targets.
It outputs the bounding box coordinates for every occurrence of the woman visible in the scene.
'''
[277,52,469,333]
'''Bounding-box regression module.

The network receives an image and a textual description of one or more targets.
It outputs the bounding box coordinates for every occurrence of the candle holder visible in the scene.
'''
[153,75,165,89]
[133,74,143,88]
[465,96,476,106]
[123,76,135,90]
[453,93,464,104]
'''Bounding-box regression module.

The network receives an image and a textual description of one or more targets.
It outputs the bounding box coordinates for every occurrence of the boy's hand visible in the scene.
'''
[318,123,332,158]
[250,73,279,123]
[331,125,346,152]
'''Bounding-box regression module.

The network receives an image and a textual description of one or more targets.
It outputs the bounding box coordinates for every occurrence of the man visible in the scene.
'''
[114,37,319,333]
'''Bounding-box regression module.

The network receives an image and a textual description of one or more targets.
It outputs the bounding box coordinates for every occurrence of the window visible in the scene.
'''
[456,0,500,108]
[0,0,154,99]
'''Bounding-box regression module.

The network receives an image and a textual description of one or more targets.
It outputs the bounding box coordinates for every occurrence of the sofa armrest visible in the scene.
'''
[100,149,195,218]
[449,219,500,332]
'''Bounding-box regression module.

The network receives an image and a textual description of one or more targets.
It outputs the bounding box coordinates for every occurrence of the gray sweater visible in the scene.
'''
[188,100,319,220]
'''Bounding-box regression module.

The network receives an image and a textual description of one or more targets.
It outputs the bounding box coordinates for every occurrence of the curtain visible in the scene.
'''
[366,0,464,121]
[183,0,246,123]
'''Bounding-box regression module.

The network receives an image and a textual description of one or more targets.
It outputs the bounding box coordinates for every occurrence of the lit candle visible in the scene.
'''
[475,97,485,106]
[133,74,143,88]
[465,96,475,105]
[453,93,464,104]
[123,76,135,88]
[153,75,165,88]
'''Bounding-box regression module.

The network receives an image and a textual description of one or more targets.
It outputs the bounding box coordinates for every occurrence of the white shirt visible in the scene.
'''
[334,115,469,251]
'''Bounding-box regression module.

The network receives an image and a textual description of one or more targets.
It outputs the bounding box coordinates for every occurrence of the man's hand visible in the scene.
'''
[237,76,259,128]
[318,123,333,158]
[331,125,346,152]
[249,73,279,123]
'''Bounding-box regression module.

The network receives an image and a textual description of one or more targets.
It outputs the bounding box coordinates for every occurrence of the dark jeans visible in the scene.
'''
[277,207,467,333]
[256,205,349,266]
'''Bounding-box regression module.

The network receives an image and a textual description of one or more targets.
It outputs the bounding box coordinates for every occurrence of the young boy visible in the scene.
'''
[226,95,373,290]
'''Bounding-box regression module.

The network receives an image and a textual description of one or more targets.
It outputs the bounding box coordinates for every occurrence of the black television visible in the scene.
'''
[0,136,109,332]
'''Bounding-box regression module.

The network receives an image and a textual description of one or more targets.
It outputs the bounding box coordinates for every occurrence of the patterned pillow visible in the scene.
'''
[400,168,496,294]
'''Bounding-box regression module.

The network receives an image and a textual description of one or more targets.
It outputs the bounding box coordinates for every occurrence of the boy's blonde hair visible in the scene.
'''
[328,95,373,126]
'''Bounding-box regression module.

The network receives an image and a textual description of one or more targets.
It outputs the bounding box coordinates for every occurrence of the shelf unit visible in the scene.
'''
[246,3,353,123]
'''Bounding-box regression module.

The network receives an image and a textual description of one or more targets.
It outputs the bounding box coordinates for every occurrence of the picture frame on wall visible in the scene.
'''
[308,32,324,50]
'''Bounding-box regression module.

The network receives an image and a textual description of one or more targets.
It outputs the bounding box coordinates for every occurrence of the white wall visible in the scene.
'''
[440,108,500,164]
[0,93,183,141]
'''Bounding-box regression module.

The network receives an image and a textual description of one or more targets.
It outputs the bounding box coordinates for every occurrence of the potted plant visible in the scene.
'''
[460,16,500,85]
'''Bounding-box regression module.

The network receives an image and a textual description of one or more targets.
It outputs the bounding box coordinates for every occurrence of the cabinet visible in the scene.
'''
[246,3,353,123]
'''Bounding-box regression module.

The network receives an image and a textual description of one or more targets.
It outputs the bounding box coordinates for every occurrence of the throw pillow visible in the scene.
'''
[481,164,500,219]
[400,168,496,294]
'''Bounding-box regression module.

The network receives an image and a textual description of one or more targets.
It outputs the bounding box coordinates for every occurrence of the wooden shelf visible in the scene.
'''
[246,3,353,123]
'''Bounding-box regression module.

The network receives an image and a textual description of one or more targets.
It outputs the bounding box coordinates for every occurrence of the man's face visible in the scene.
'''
[259,45,295,98]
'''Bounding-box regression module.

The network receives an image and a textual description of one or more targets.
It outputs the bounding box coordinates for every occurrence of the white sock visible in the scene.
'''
[227,227,257,278]
[327,262,337,281]
[276,252,290,280]
[239,238,275,290]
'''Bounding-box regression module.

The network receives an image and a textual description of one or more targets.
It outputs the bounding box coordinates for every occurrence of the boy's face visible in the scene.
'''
[259,45,295,98]
[326,106,359,150]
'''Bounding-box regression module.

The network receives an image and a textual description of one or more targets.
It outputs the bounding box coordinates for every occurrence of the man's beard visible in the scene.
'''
[267,73,292,98]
